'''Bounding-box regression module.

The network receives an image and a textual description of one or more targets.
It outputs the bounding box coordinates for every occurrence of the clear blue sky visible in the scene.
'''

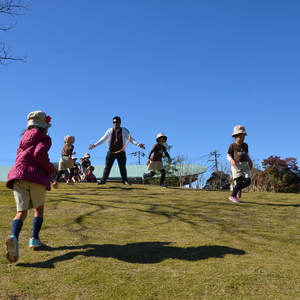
[1,0,299,174]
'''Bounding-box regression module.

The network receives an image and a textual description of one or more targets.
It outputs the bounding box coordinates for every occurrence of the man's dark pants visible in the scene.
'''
[102,151,128,183]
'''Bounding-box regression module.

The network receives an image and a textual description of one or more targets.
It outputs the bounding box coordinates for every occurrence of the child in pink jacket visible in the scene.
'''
[5,111,55,263]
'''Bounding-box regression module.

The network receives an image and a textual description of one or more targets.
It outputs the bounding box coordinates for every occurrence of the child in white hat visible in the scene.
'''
[53,135,76,188]
[143,133,171,188]
[5,111,55,262]
[80,153,91,175]
[227,125,253,203]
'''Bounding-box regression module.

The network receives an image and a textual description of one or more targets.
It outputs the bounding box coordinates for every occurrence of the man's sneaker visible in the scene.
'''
[124,181,131,186]
[5,235,19,263]
[237,190,242,198]
[97,180,106,185]
[66,179,73,185]
[29,238,43,248]
[229,196,240,203]
[159,184,168,188]
[52,181,58,188]
[142,173,146,184]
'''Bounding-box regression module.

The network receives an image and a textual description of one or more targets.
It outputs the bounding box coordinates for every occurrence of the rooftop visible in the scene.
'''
[0,164,207,184]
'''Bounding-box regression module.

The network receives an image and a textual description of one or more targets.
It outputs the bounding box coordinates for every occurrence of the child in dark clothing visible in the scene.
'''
[53,135,76,188]
[72,165,82,183]
[80,153,91,175]
[227,125,253,203]
[84,166,97,182]
[143,133,171,188]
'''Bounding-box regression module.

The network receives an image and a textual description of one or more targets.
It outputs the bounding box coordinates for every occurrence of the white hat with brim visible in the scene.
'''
[27,111,51,128]
[156,133,167,142]
[232,125,247,137]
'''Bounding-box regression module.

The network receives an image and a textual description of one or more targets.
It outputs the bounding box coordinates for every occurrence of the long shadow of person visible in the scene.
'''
[246,201,300,207]
[17,242,246,268]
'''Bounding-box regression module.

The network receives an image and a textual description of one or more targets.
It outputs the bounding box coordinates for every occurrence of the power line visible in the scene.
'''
[207,150,220,172]
[128,151,145,165]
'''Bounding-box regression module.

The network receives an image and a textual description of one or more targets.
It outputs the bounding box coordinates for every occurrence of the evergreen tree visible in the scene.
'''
[205,171,230,190]
[258,156,300,193]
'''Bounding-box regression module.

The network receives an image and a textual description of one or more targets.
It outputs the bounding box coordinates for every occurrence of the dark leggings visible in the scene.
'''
[144,169,166,185]
[231,176,251,197]
[55,168,74,182]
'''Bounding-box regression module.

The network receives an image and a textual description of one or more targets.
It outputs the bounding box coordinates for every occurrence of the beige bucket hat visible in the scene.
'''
[64,135,75,145]
[232,125,247,137]
[156,133,168,142]
[27,111,52,128]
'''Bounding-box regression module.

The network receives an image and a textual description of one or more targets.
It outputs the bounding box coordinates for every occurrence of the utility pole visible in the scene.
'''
[208,150,220,172]
[129,151,145,165]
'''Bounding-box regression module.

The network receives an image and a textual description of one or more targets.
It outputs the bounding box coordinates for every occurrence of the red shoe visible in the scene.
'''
[52,181,58,188]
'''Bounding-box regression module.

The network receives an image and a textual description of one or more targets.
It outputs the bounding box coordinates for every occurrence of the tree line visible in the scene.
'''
[206,156,300,193]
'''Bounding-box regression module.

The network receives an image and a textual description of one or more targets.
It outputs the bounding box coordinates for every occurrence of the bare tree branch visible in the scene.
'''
[0,0,29,65]
[0,0,28,17]
[0,41,27,65]
[0,22,17,32]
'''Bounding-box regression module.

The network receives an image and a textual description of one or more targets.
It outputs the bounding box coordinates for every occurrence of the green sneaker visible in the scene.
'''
[29,238,43,248]
[5,235,19,263]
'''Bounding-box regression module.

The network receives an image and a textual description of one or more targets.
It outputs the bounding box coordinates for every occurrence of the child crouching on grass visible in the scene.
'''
[72,165,82,183]
[5,111,55,263]
[227,125,253,203]
[83,166,97,182]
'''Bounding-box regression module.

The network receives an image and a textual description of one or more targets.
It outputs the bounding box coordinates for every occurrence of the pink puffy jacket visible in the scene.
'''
[6,128,55,191]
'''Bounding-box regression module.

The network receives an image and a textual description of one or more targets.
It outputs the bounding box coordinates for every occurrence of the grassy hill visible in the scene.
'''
[0,182,299,299]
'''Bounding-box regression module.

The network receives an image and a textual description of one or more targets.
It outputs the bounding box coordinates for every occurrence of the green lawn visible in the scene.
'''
[1,182,299,299]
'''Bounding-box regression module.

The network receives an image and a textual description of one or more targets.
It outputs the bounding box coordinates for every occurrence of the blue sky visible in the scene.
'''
[1,0,299,175]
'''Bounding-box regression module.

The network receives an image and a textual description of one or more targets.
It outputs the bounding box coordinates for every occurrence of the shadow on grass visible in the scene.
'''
[246,201,300,207]
[17,242,246,268]
[104,186,145,190]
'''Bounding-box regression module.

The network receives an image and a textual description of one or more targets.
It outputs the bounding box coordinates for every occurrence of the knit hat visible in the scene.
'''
[64,135,75,145]
[232,125,247,137]
[27,111,52,128]
[156,133,168,142]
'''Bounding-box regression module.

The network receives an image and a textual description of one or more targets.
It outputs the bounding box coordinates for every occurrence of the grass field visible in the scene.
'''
[0,181,299,300]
